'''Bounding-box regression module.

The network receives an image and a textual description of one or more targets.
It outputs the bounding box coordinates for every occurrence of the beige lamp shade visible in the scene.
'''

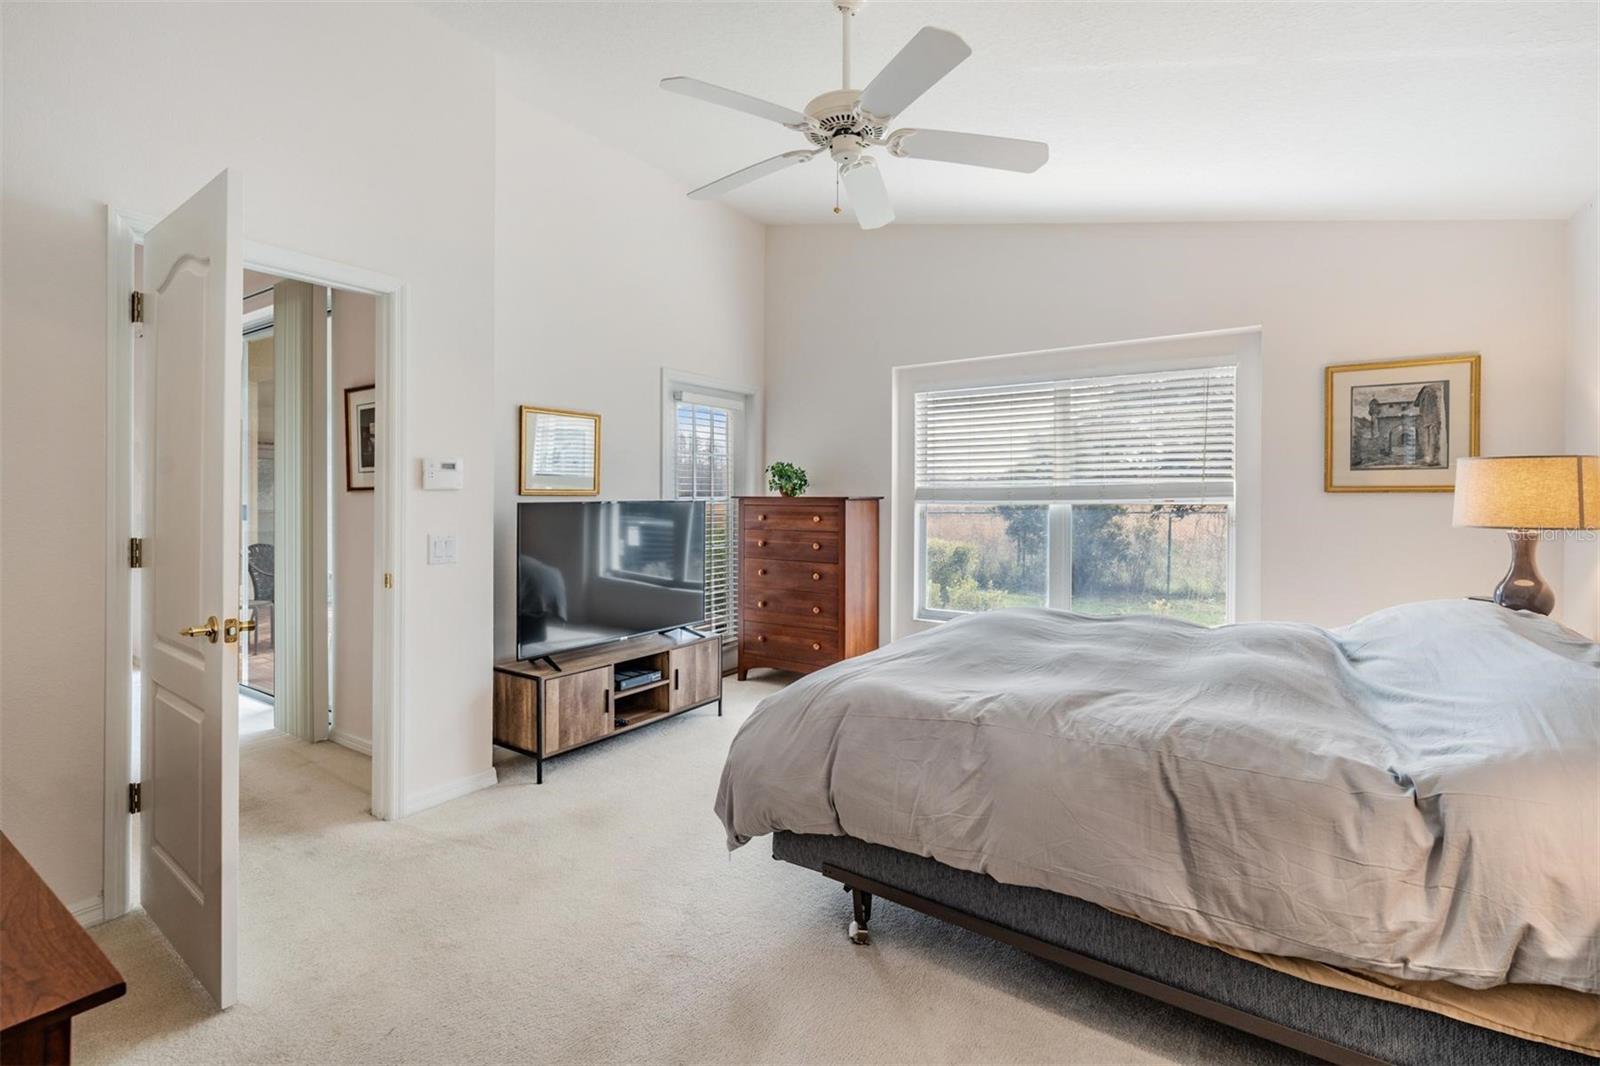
[1452,455,1599,530]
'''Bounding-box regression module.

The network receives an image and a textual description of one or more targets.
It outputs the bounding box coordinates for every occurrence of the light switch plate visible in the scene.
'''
[428,534,458,565]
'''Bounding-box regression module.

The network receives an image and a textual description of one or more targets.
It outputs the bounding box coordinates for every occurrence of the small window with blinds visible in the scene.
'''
[915,365,1236,625]
[673,397,740,648]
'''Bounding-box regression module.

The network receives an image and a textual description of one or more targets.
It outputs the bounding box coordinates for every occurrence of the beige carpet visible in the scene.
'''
[80,677,1304,1065]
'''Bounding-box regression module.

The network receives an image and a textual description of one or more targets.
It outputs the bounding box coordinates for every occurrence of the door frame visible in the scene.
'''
[102,204,409,922]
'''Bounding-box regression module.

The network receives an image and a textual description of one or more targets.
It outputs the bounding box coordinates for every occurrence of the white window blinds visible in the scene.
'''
[673,399,738,647]
[914,365,1236,502]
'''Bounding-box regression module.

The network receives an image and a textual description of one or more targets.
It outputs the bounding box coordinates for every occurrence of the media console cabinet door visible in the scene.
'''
[669,641,720,712]
[544,668,611,753]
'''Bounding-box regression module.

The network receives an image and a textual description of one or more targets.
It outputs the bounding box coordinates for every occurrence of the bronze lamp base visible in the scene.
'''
[1493,529,1555,615]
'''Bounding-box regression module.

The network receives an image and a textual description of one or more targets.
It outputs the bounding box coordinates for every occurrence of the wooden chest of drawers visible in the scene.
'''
[736,496,879,678]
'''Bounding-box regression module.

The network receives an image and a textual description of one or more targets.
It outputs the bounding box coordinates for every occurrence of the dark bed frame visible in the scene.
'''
[771,833,1589,1066]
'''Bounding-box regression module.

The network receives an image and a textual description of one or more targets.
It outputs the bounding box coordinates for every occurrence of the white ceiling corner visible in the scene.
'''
[428,0,1599,226]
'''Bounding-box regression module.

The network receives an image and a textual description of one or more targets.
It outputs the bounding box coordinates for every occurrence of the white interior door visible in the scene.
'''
[138,169,243,1008]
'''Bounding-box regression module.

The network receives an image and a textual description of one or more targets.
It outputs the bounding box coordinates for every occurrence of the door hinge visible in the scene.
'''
[383,572,394,589]
[130,291,145,323]
[129,537,144,568]
[127,782,142,814]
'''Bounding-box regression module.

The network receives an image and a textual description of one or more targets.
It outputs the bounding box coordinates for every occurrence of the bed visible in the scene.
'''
[715,600,1600,1064]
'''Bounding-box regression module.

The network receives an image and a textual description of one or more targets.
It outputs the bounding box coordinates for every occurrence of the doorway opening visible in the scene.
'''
[104,203,408,932]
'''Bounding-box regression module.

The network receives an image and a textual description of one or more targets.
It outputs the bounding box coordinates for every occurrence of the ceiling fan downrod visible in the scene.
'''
[836,0,861,90]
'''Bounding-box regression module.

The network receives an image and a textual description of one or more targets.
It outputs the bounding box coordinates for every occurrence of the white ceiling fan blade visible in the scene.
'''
[660,76,809,128]
[688,150,817,200]
[858,27,971,120]
[889,129,1049,173]
[840,160,894,230]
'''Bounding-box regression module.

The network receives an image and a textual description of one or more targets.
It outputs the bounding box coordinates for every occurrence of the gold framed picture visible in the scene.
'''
[519,405,601,496]
[1324,354,1480,493]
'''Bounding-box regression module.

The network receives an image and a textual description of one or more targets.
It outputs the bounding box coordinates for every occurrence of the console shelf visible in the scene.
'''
[492,628,721,783]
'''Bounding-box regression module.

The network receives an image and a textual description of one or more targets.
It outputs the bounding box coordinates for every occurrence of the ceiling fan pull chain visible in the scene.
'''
[834,171,842,216]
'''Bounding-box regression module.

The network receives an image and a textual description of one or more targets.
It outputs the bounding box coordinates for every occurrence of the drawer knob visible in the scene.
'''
[811,606,821,615]
[758,539,768,547]
[757,635,767,643]
[759,514,767,521]
[811,514,821,523]
[758,568,768,576]
[757,600,768,608]
[811,542,820,551]
[811,572,820,581]
[812,642,821,652]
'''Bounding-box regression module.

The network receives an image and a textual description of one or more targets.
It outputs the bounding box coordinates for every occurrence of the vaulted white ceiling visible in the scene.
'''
[429,1,1598,225]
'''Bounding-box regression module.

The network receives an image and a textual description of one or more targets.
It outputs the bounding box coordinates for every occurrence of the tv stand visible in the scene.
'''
[492,629,721,783]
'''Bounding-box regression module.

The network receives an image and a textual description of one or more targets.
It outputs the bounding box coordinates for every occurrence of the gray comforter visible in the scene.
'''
[715,600,1600,992]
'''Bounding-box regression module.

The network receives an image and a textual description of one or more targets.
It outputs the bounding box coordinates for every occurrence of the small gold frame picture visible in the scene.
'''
[519,405,601,496]
[1324,354,1480,493]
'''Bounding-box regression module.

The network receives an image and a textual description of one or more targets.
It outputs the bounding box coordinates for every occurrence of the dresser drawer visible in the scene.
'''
[744,586,839,626]
[741,503,841,533]
[744,531,840,564]
[745,557,839,592]
[741,627,841,667]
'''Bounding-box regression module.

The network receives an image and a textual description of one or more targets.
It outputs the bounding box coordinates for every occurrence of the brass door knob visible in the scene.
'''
[223,617,257,645]
[180,616,221,643]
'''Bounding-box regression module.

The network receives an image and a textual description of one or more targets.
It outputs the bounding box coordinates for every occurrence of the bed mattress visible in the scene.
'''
[717,600,1600,993]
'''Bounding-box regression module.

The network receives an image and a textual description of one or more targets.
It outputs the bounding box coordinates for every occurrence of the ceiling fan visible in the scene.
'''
[660,0,1049,230]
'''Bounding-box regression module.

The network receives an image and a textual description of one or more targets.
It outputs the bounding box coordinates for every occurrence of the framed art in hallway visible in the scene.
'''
[344,384,376,491]
[1324,354,1480,492]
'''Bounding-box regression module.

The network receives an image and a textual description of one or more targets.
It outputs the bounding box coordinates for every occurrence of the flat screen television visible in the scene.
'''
[517,500,706,661]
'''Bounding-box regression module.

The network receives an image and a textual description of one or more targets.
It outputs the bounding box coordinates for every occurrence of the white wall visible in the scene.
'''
[1,2,496,907]
[332,291,377,749]
[491,67,766,659]
[1564,201,1599,638]
[765,222,1571,630]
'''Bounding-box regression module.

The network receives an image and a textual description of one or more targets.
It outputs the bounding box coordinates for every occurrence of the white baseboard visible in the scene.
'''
[70,895,105,928]
[329,730,372,756]
[401,767,498,817]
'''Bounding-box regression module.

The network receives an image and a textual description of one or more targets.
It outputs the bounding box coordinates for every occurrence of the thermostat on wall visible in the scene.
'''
[423,458,464,490]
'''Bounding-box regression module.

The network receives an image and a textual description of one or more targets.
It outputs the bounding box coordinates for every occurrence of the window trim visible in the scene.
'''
[891,328,1262,641]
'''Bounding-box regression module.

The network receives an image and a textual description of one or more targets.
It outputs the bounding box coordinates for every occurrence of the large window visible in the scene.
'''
[914,365,1236,625]
[671,392,742,650]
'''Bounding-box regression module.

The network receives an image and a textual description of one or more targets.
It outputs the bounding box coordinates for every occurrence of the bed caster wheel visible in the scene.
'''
[848,920,871,945]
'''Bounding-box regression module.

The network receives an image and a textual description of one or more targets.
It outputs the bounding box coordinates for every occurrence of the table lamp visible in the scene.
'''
[1452,455,1599,614]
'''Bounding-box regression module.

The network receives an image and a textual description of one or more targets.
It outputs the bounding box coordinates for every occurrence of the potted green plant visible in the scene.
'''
[766,461,809,498]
